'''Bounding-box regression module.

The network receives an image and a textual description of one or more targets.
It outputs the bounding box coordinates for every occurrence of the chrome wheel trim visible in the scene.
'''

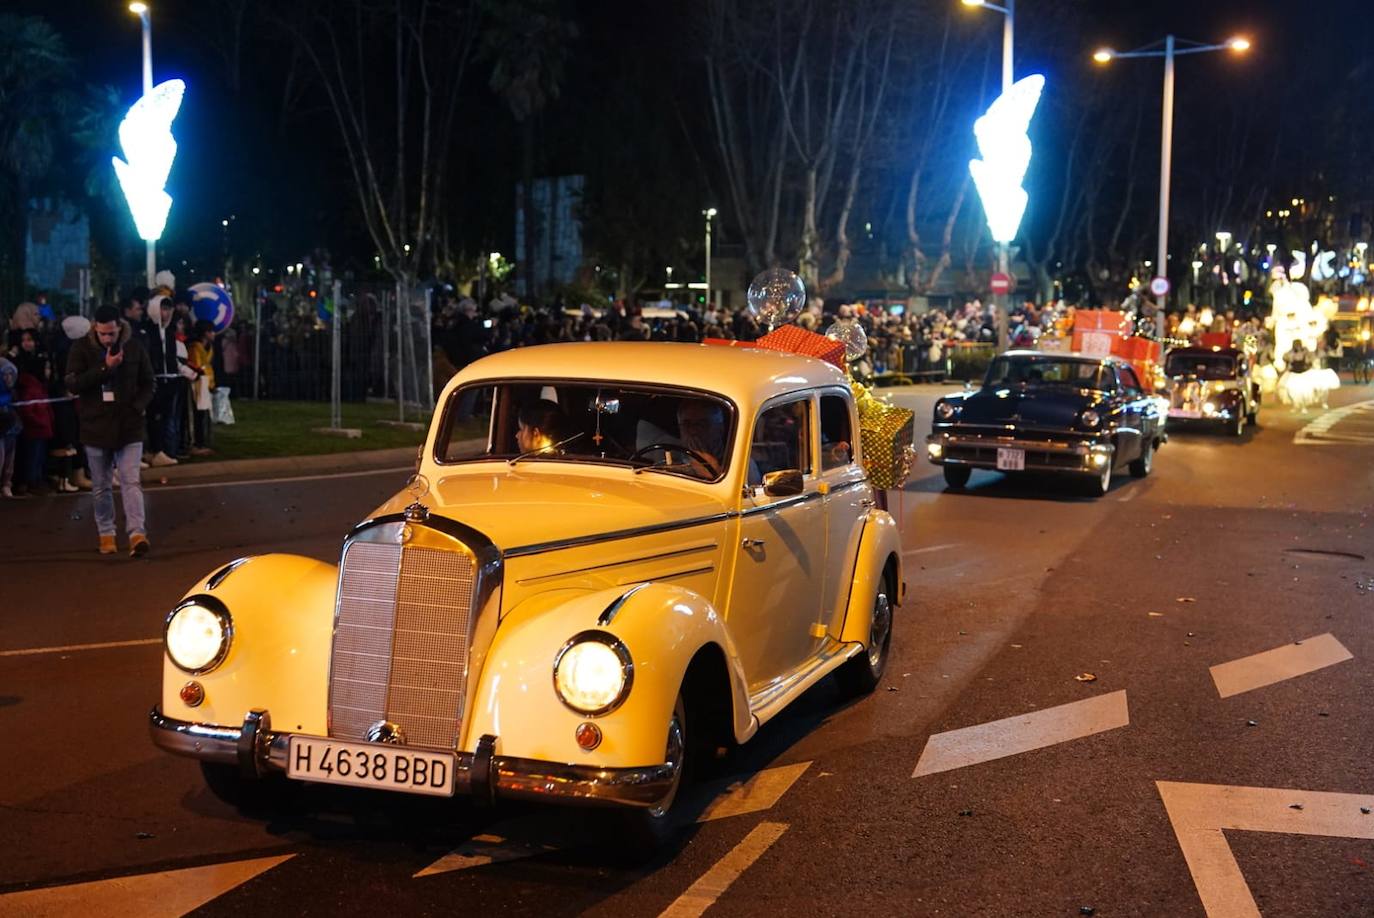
[1098,459,1111,492]
[1141,442,1152,473]
[867,592,892,670]
[647,707,686,819]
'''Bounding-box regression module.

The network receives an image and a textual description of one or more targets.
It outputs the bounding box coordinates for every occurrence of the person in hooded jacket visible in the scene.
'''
[10,331,54,495]
[64,304,155,556]
[0,357,20,498]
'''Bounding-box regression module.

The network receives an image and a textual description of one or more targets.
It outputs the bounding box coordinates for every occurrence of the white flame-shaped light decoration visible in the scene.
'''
[112,79,186,242]
[968,74,1046,244]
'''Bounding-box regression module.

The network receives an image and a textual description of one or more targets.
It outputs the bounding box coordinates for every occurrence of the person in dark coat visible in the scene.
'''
[64,304,155,556]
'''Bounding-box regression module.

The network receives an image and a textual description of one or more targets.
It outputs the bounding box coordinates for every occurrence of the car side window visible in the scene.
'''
[749,399,810,486]
[1117,366,1142,396]
[819,395,853,471]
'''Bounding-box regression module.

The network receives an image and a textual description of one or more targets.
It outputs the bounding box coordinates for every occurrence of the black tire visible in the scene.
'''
[1080,458,1111,497]
[200,762,296,813]
[611,695,689,850]
[835,576,894,697]
[1230,410,1246,438]
[1128,439,1153,478]
[942,466,971,489]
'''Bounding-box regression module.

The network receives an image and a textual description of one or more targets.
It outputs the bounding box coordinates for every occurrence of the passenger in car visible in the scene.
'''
[517,399,575,453]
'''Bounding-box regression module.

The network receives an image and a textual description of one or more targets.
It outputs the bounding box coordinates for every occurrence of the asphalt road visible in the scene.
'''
[2,382,1372,917]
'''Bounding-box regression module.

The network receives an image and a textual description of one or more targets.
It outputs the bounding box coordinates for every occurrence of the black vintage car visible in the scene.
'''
[925,351,1165,497]
[1162,346,1259,436]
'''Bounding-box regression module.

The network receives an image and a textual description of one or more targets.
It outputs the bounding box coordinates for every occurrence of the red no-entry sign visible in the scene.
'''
[990,272,1013,295]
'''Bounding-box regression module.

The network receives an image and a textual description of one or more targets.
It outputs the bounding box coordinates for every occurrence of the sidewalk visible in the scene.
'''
[142,445,419,485]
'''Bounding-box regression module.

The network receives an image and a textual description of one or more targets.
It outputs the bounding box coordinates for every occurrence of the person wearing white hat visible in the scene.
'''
[144,294,183,467]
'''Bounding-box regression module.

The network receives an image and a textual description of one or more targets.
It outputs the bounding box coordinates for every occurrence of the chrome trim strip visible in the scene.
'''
[207,557,251,590]
[597,583,653,626]
[738,490,824,517]
[517,540,719,586]
[825,479,870,496]
[149,707,675,808]
[503,511,736,559]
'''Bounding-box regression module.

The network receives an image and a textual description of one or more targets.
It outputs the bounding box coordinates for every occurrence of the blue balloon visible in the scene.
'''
[189,282,235,332]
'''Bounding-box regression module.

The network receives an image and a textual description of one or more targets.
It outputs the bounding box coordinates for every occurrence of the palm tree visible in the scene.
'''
[0,14,74,307]
[479,0,577,303]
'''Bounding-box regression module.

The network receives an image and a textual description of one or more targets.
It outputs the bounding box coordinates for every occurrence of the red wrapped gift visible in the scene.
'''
[753,325,846,371]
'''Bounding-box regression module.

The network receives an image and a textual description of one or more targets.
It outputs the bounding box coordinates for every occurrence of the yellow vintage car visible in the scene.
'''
[150,341,904,834]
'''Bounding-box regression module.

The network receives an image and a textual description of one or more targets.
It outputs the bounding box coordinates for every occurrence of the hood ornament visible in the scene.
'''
[403,473,431,522]
[366,720,407,745]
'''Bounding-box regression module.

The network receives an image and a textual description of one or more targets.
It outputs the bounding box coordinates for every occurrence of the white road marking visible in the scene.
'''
[697,762,810,822]
[906,542,960,556]
[1115,486,1139,502]
[1157,781,1374,918]
[1294,400,1374,445]
[0,638,161,658]
[413,833,558,877]
[657,822,788,918]
[414,762,810,878]
[0,854,293,918]
[1209,633,1352,698]
[913,690,1129,777]
[146,465,413,493]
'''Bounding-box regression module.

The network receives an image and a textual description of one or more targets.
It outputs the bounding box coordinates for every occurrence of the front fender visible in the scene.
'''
[838,510,903,646]
[159,554,337,733]
[465,582,750,767]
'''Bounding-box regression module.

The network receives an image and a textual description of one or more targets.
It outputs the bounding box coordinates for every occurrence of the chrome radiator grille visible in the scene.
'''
[328,533,478,750]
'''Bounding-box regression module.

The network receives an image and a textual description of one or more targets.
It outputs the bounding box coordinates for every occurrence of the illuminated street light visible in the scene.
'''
[1093,34,1251,310]
[1215,231,1232,252]
[960,0,1016,350]
[703,208,717,310]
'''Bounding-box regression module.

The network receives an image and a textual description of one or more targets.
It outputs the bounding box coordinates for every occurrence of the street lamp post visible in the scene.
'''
[129,2,156,288]
[962,0,1015,348]
[1094,35,1249,314]
[703,208,717,311]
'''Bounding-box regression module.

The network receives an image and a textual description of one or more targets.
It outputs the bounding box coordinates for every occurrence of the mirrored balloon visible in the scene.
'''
[746,268,807,329]
[824,321,868,360]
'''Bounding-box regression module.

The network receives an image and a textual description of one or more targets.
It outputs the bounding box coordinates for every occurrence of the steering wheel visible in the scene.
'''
[630,442,716,472]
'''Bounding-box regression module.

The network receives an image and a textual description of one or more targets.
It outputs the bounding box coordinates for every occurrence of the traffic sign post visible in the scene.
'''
[990,272,1013,296]
[1149,275,1171,298]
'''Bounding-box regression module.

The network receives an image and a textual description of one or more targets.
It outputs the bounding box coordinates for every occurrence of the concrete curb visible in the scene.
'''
[143,445,419,484]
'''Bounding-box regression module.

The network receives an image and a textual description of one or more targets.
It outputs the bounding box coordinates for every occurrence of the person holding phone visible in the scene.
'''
[64,304,155,556]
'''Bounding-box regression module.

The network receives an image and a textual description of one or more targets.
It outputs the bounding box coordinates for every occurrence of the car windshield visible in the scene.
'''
[1165,353,1236,380]
[984,356,1113,391]
[435,381,736,482]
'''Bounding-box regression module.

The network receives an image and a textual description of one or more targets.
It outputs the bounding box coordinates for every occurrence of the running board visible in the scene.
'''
[747,640,864,726]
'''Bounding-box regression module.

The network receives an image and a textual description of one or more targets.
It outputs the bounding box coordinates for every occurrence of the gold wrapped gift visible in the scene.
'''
[852,382,916,490]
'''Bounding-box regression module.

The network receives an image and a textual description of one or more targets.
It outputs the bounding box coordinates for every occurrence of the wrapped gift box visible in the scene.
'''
[1074,310,1130,334]
[754,325,847,372]
[853,384,916,490]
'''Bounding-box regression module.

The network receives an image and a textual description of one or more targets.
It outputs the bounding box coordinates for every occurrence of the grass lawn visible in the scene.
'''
[208,399,434,461]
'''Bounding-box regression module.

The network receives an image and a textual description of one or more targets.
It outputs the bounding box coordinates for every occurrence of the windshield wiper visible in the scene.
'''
[508,431,585,466]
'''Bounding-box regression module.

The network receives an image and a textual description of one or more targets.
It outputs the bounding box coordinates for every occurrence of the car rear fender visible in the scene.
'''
[838,510,903,646]
[465,582,753,767]
[158,554,337,734]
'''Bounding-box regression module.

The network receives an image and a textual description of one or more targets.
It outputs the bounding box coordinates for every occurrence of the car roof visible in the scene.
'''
[445,341,852,410]
[1167,345,1241,356]
[1000,349,1124,366]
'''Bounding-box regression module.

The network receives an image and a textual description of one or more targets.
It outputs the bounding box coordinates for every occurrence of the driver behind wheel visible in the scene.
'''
[675,400,726,478]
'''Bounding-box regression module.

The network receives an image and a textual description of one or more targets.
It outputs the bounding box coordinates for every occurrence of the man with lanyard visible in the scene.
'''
[65,304,155,556]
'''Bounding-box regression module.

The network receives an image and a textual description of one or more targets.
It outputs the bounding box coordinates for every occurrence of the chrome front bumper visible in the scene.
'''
[149,706,676,809]
[925,432,1111,474]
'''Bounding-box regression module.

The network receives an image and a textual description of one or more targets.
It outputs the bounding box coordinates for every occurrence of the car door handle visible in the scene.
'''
[741,537,765,549]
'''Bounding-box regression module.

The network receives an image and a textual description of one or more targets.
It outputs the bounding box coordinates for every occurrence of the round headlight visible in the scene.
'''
[1080,409,1101,429]
[935,401,957,421]
[553,632,633,716]
[164,597,232,674]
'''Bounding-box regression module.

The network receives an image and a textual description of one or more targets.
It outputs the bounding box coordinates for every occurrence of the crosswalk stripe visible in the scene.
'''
[0,854,293,918]
[414,762,810,877]
[1209,633,1352,698]
[913,690,1129,777]
[0,638,160,658]
[697,762,810,822]
[657,822,788,918]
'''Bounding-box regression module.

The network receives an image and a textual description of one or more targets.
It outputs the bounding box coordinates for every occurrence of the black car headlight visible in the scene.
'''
[1080,409,1102,429]
[935,400,958,421]
[164,596,232,674]
[553,631,633,716]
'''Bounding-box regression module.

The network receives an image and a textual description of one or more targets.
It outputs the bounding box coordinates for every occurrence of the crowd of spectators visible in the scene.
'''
[1,287,243,498]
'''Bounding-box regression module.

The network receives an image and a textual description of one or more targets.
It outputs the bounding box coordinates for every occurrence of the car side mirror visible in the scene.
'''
[762,468,804,497]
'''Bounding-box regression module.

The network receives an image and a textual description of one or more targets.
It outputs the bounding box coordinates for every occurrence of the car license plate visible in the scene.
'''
[287,736,455,797]
[1169,408,1202,419]
[996,447,1025,471]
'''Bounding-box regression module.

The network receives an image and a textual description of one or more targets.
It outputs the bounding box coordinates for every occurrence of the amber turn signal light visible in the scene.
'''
[180,680,205,707]
[574,722,602,751]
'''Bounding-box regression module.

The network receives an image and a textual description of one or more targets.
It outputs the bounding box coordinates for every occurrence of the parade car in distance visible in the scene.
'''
[1161,345,1259,437]
[150,342,903,838]
[925,351,1165,497]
